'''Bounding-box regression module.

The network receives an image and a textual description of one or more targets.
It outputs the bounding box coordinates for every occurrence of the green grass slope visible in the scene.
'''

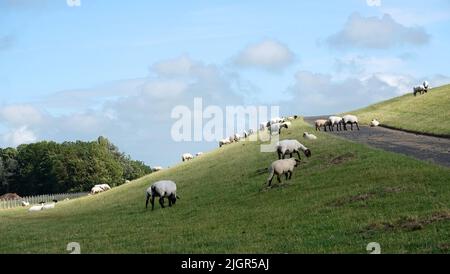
[1,119,450,254]
[348,84,450,136]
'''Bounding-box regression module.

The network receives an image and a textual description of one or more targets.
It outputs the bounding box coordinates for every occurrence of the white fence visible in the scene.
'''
[0,192,89,210]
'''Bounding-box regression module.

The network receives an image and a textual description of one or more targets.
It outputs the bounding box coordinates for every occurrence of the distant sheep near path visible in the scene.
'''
[42,202,56,210]
[267,158,300,186]
[219,138,232,147]
[145,180,179,210]
[370,119,380,127]
[328,116,343,131]
[315,119,331,131]
[342,115,360,131]
[152,166,163,172]
[28,203,44,212]
[91,186,104,194]
[181,153,194,162]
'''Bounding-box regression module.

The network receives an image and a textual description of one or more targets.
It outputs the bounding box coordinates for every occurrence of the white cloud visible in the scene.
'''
[234,39,295,70]
[2,126,37,147]
[152,55,197,77]
[366,0,381,7]
[327,13,430,49]
[0,105,44,126]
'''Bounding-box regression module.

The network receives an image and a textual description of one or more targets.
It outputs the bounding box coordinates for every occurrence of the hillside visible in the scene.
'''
[1,119,450,254]
[347,84,450,136]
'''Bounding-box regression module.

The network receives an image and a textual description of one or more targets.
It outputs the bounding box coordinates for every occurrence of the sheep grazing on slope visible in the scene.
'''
[303,132,317,140]
[328,116,343,131]
[219,138,232,147]
[196,152,203,157]
[152,166,163,172]
[285,115,299,121]
[182,153,194,162]
[267,158,300,186]
[95,184,111,191]
[277,140,312,160]
[370,119,380,127]
[315,119,331,131]
[234,133,242,142]
[342,115,360,131]
[413,81,429,96]
[269,122,289,135]
[42,202,56,210]
[145,180,179,210]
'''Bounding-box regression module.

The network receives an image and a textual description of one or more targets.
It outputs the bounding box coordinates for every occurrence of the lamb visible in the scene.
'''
[145,180,179,210]
[182,153,194,162]
[303,132,317,140]
[328,116,343,131]
[91,186,104,194]
[267,158,300,186]
[276,139,312,160]
[342,115,360,131]
[152,166,163,172]
[315,119,331,131]
[21,201,30,207]
[269,122,289,135]
[28,203,44,212]
[370,119,380,127]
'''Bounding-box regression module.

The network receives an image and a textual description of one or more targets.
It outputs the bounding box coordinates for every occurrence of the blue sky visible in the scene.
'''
[1,0,449,167]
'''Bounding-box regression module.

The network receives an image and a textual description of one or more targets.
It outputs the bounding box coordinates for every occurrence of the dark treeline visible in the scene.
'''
[0,136,152,196]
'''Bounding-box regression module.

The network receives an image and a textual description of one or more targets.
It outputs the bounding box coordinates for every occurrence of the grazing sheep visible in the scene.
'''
[28,203,44,212]
[196,152,203,157]
[303,132,317,140]
[152,166,163,172]
[413,85,426,96]
[219,138,232,147]
[266,117,285,127]
[269,122,289,135]
[423,81,429,90]
[234,133,242,142]
[182,153,194,162]
[285,115,299,121]
[95,184,111,191]
[342,115,360,131]
[145,180,179,210]
[91,186,104,194]
[315,119,331,131]
[21,201,30,207]
[277,140,312,160]
[370,119,380,127]
[328,116,343,131]
[267,158,300,186]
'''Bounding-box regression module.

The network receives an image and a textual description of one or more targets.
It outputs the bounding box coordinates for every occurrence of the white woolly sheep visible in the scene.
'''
[269,122,289,135]
[21,201,30,207]
[276,139,312,160]
[182,153,194,162]
[315,119,331,131]
[145,180,179,210]
[342,115,360,131]
[91,186,104,194]
[234,133,242,142]
[303,132,317,140]
[28,203,44,212]
[95,184,111,191]
[152,166,163,172]
[219,138,232,147]
[423,81,429,90]
[42,202,56,210]
[285,115,299,121]
[196,152,203,157]
[370,119,380,127]
[267,158,300,186]
[328,116,343,131]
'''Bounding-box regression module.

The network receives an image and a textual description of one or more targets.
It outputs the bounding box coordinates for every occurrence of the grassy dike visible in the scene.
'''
[1,119,450,253]
[348,84,450,136]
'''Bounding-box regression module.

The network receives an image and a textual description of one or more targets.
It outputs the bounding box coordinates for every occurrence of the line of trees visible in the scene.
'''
[0,136,152,196]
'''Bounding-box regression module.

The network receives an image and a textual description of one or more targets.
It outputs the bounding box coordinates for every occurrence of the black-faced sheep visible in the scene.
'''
[277,140,312,160]
[315,119,331,131]
[145,180,179,210]
[370,119,380,127]
[267,158,300,186]
[328,116,343,131]
[182,153,194,162]
[342,115,360,131]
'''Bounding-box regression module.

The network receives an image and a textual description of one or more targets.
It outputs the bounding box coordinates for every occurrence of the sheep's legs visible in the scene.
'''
[277,175,281,183]
[288,171,293,180]
[296,151,302,161]
[159,197,165,208]
[151,196,155,211]
[355,122,360,130]
[285,173,289,180]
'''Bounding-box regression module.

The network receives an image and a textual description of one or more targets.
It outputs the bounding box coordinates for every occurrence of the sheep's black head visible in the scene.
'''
[304,149,312,158]
[169,195,177,205]
[294,115,298,119]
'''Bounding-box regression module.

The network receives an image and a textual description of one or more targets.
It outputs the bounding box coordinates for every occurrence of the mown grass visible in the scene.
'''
[1,119,449,254]
[348,84,450,136]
